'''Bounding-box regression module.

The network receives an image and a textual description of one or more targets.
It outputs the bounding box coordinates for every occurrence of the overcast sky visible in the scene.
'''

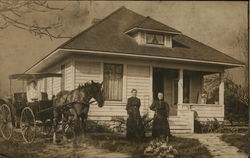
[0,1,248,97]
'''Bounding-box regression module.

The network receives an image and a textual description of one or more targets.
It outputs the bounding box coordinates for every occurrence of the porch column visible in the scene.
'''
[219,71,225,118]
[178,69,184,105]
[219,71,225,106]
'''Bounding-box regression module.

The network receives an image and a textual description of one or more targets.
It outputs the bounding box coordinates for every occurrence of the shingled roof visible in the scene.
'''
[124,16,181,35]
[59,6,243,66]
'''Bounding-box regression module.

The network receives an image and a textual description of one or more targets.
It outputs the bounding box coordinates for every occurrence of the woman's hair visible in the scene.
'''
[131,89,137,93]
[158,92,164,95]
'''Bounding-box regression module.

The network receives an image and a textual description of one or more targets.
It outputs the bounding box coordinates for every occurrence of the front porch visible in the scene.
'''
[151,67,225,133]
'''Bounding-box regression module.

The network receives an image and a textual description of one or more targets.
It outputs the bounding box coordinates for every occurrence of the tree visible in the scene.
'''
[205,76,249,123]
[0,0,89,39]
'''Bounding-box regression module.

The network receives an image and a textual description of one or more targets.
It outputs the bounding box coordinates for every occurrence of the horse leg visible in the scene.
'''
[62,113,68,144]
[53,117,58,144]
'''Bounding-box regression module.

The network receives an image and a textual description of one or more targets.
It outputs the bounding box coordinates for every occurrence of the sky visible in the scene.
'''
[0,1,248,97]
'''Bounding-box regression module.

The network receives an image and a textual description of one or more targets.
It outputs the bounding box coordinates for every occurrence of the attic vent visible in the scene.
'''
[92,18,101,24]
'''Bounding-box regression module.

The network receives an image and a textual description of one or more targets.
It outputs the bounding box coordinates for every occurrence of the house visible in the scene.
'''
[25,7,244,133]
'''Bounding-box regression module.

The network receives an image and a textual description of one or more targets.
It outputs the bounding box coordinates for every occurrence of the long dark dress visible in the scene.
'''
[150,100,170,138]
[126,97,145,140]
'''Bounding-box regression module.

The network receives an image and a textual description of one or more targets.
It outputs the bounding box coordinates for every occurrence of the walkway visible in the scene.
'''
[177,133,248,158]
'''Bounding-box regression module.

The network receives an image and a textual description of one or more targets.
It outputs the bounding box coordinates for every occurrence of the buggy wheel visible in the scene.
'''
[0,104,13,140]
[20,107,36,143]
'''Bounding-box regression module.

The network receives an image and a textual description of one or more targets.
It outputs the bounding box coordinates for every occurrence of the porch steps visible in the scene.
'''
[169,116,192,133]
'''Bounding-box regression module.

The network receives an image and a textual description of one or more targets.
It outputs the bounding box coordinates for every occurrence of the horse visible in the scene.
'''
[52,80,104,144]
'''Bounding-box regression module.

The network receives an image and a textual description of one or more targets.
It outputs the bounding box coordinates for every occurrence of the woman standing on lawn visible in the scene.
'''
[126,89,145,140]
[150,92,170,138]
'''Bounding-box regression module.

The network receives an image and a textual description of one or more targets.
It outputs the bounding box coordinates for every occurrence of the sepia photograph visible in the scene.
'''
[0,1,248,158]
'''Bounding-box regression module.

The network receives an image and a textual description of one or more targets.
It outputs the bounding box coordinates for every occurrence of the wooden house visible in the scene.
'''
[25,7,244,133]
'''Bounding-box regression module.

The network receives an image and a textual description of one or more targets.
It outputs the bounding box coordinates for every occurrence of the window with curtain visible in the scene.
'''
[146,33,164,45]
[103,63,123,101]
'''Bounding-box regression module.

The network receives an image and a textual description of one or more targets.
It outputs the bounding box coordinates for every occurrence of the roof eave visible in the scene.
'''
[60,48,244,68]
[26,48,244,73]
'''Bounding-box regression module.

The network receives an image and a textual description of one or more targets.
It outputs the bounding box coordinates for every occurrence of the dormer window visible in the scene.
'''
[131,31,173,48]
[146,33,164,45]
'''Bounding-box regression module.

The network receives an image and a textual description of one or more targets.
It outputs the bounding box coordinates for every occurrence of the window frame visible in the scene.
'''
[103,63,124,101]
[146,32,165,46]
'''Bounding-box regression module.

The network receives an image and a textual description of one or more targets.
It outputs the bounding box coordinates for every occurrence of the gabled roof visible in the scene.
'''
[25,6,244,73]
[125,16,181,35]
[60,7,243,65]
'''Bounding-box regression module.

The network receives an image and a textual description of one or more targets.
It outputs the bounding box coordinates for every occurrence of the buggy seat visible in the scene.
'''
[14,92,49,104]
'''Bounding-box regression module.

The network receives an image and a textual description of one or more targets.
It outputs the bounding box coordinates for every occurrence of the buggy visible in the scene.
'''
[0,73,62,143]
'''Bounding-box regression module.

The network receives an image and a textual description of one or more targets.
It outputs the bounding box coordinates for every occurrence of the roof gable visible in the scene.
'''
[125,16,181,35]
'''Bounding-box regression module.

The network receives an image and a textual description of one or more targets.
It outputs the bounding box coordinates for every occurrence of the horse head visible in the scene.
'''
[83,80,105,107]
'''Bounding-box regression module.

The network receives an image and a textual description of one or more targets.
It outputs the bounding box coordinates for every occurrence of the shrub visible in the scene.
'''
[205,77,248,124]
[144,137,178,158]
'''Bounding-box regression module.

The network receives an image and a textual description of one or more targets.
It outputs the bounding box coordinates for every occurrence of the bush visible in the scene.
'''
[206,78,248,124]
[111,113,153,134]
[194,118,248,133]
[144,137,178,158]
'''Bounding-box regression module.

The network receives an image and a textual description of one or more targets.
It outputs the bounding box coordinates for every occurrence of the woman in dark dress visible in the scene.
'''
[126,89,145,140]
[150,92,170,138]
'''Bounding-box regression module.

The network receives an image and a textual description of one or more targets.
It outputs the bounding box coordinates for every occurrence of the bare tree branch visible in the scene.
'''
[0,0,72,39]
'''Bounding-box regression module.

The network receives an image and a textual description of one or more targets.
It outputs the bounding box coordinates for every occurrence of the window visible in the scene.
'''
[61,64,66,91]
[103,63,123,101]
[146,33,164,45]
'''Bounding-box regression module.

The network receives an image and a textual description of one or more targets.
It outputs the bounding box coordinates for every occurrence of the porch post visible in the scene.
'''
[219,71,225,106]
[219,71,225,117]
[178,69,184,106]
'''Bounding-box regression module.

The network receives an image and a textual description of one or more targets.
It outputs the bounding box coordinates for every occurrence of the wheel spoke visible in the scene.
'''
[21,107,36,143]
[0,104,13,140]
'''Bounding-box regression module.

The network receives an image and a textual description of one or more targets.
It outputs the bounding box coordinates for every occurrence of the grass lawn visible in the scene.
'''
[0,132,212,158]
[87,133,212,158]
[220,133,249,154]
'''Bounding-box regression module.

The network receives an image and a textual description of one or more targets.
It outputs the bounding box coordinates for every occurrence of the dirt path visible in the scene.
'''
[177,133,248,158]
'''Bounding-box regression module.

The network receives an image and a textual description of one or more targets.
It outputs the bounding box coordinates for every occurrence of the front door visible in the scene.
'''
[153,68,164,100]
[153,68,179,116]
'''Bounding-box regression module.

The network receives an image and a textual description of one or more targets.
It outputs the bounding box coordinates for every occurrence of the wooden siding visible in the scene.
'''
[126,65,151,114]
[37,78,45,92]
[65,63,72,90]
[182,104,224,121]
[46,77,53,99]
[75,61,101,88]
[44,59,73,99]
[89,102,127,120]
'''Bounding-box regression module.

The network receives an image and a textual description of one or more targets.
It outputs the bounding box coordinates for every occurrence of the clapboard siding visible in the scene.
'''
[44,59,73,99]
[89,102,127,119]
[65,63,72,90]
[52,76,61,95]
[46,77,53,99]
[126,65,151,115]
[75,61,101,87]
[184,104,224,121]
[37,78,45,92]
